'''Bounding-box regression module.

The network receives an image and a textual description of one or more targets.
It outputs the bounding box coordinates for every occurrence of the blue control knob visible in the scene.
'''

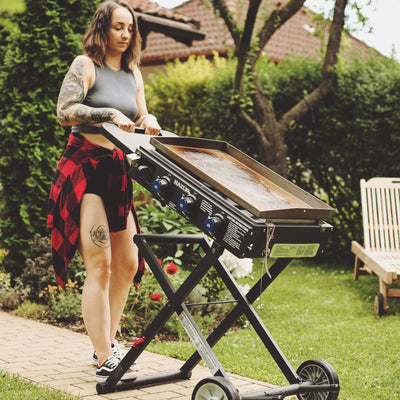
[204,214,224,233]
[177,195,197,212]
[152,177,171,194]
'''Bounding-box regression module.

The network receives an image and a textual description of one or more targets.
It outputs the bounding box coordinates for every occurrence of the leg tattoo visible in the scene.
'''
[90,224,110,248]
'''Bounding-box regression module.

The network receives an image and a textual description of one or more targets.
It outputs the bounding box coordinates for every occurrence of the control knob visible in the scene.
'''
[177,195,197,213]
[204,214,225,233]
[152,176,171,194]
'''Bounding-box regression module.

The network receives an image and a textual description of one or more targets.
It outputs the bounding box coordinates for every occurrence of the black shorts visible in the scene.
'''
[85,163,106,198]
[84,157,132,232]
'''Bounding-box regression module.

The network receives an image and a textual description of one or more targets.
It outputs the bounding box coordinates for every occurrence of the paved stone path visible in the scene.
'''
[0,311,277,399]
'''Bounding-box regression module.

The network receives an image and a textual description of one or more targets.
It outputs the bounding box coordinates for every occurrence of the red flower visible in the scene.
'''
[157,258,162,265]
[149,293,162,302]
[166,262,178,275]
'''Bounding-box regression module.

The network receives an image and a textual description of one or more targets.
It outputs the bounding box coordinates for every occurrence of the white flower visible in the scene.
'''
[238,283,251,295]
[219,250,253,278]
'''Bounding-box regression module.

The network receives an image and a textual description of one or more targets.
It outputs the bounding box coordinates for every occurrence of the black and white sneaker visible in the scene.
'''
[96,355,138,382]
[92,340,122,365]
[93,340,139,370]
[111,340,127,361]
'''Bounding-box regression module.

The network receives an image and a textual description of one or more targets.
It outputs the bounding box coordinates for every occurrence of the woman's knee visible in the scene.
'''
[112,257,138,281]
[85,257,112,288]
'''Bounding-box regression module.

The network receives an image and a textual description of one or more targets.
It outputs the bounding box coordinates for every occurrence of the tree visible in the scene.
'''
[210,0,353,176]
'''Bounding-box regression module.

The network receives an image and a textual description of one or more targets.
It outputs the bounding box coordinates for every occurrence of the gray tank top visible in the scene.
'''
[82,63,138,121]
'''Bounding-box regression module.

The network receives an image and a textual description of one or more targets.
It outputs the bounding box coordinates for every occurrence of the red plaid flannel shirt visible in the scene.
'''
[47,133,144,289]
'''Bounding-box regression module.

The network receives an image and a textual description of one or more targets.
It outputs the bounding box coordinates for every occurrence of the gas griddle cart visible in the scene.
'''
[96,124,340,400]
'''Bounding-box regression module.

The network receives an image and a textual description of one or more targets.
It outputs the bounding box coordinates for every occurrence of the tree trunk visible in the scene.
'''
[212,0,349,177]
[250,77,287,175]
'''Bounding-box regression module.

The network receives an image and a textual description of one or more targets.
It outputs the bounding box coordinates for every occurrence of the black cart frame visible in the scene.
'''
[96,233,339,400]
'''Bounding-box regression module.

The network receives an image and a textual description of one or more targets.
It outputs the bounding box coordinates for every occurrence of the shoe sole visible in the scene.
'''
[93,359,140,371]
[96,371,139,383]
[93,357,140,371]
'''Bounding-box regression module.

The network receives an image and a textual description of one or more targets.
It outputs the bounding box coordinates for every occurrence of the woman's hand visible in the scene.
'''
[111,111,136,133]
[138,114,161,136]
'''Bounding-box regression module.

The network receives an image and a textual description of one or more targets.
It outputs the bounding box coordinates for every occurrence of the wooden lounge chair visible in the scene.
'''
[352,177,400,315]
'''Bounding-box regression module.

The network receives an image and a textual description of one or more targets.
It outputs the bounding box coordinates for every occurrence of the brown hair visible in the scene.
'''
[82,0,142,71]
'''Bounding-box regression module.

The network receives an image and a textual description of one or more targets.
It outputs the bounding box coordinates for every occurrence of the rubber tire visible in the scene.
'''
[374,292,386,316]
[296,359,339,400]
[192,376,240,400]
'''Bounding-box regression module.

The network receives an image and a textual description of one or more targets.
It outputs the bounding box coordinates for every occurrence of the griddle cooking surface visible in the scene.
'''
[150,137,334,220]
[169,146,301,211]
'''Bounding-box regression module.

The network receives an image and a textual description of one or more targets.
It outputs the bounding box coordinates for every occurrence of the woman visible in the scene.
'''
[47,0,161,382]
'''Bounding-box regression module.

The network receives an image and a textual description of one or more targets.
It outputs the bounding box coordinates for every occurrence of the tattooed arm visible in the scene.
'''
[57,55,135,132]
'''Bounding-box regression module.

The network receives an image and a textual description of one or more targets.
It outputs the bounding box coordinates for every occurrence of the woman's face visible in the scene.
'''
[107,6,134,56]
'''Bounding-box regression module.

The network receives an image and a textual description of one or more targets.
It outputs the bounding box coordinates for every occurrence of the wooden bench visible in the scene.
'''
[352,177,400,315]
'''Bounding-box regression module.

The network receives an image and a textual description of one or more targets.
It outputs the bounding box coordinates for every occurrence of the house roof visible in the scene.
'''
[127,0,205,47]
[140,0,371,65]
[130,0,199,27]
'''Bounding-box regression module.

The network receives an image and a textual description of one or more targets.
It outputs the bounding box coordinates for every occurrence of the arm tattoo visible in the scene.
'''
[89,225,110,248]
[73,106,116,124]
[57,57,116,125]
[57,58,86,121]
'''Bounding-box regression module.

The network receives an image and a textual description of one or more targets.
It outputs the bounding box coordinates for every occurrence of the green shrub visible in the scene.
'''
[146,55,216,137]
[0,272,11,300]
[122,260,236,339]
[21,234,84,303]
[285,55,400,255]
[47,280,82,322]
[0,0,100,278]
[11,301,49,320]
[20,235,58,302]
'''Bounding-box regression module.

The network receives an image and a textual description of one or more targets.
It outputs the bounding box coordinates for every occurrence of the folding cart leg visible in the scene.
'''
[185,256,340,400]
[180,257,299,384]
[97,234,232,394]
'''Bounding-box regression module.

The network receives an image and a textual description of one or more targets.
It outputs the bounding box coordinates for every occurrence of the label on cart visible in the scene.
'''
[200,199,213,215]
[223,220,245,250]
[178,311,220,375]
[270,243,320,258]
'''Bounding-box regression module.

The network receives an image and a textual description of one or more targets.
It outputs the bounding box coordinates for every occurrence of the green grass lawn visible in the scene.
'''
[148,259,400,400]
[0,370,79,400]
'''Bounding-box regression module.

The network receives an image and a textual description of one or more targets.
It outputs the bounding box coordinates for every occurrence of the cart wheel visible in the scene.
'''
[296,359,339,400]
[192,376,240,400]
[374,292,386,316]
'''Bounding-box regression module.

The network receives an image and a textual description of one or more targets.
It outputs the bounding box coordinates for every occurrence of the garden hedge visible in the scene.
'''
[0,0,100,278]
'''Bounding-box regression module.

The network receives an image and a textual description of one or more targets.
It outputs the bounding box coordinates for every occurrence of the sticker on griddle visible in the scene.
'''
[270,243,320,258]
[223,221,242,250]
